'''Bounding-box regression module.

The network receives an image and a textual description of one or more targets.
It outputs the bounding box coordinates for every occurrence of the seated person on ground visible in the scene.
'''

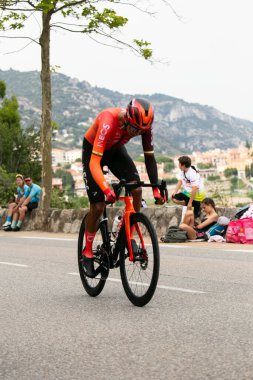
[179,197,218,240]
[4,177,42,232]
[2,174,30,230]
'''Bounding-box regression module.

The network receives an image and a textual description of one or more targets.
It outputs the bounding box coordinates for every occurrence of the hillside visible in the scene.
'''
[1,69,253,157]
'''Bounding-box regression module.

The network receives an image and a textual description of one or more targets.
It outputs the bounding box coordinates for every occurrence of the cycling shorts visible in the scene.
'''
[82,138,140,204]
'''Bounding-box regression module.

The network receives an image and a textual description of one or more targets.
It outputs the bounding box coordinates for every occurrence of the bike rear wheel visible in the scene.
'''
[78,216,108,297]
[119,212,160,307]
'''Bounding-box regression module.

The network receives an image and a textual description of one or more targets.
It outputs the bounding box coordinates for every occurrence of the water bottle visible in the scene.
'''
[112,215,122,238]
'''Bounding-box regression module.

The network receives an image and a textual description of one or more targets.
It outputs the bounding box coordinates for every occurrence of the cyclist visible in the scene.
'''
[82,98,165,277]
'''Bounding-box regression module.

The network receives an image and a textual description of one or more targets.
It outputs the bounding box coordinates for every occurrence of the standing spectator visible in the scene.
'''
[2,174,30,230]
[171,156,205,218]
[4,177,41,232]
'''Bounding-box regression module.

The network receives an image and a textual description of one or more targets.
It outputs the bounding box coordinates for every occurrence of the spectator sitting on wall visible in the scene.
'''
[4,177,42,232]
[2,174,30,230]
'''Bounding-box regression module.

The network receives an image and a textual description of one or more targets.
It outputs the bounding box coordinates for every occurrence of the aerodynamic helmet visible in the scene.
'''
[126,98,154,131]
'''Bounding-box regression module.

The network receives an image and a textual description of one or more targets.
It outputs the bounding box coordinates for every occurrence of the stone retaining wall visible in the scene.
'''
[0,206,238,238]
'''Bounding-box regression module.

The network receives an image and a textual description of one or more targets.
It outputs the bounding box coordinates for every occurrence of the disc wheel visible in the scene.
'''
[119,212,160,307]
[78,216,109,297]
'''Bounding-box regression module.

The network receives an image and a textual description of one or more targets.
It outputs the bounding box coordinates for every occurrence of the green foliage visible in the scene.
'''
[133,39,152,59]
[230,177,245,191]
[165,177,178,184]
[247,192,253,201]
[207,175,220,181]
[50,188,66,208]
[53,169,74,195]
[236,202,248,207]
[50,187,89,209]
[197,162,213,169]
[224,168,238,178]
[0,87,41,179]
[245,140,251,149]
[156,156,174,163]
[0,167,16,206]
[245,163,253,179]
[0,80,6,98]
[164,162,175,173]
[83,7,128,32]
[134,155,145,162]
[0,10,27,30]
[0,1,154,60]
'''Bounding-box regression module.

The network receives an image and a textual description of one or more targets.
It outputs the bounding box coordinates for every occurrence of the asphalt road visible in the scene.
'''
[1,231,253,380]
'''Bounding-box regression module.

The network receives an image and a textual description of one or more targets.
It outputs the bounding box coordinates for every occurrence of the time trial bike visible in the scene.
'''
[78,180,168,307]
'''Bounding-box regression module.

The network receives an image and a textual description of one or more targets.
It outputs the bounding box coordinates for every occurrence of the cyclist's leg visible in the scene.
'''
[106,146,142,211]
[82,139,106,275]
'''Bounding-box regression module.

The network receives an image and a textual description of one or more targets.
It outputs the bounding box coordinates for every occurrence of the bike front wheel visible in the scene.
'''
[78,216,108,297]
[119,212,160,307]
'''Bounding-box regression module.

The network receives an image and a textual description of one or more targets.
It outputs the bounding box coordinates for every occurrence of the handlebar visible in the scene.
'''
[111,179,168,203]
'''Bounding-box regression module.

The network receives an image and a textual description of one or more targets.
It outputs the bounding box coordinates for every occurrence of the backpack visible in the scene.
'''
[226,218,253,244]
[161,226,187,243]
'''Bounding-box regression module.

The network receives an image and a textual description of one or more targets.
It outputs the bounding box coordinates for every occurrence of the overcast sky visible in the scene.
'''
[0,0,253,121]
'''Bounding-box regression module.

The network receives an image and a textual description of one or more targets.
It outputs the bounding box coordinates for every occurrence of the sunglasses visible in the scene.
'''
[127,123,142,135]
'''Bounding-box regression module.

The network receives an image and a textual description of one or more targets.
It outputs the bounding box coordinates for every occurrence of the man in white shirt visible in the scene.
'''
[171,156,205,217]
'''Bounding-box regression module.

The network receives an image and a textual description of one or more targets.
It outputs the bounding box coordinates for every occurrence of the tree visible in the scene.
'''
[0,166,16,205]
[0,0,172,210]
[197,162,213,169]
[54,168,74,192]
[0,80,6,98]
[0,81,41,179]
[245,140,251,149]
[224,168,238,178]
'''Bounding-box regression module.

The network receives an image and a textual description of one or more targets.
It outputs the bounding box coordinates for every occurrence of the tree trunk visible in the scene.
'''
[39,11,52,211]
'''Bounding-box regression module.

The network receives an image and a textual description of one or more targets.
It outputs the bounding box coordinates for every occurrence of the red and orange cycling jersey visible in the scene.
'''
[84,108,155,192]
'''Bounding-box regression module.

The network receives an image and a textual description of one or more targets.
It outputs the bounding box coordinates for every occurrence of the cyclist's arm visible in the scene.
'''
[142,130,164,204]
[142,129,158,184]
[89,113,114,193]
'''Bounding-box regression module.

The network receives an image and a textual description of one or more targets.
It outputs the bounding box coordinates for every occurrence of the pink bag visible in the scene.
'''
[226,218,253,244]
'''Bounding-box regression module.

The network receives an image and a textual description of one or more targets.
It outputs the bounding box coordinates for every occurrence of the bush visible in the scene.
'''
[207,175,220,181]
[50,188,89,209]
[0,168,16,206]
[165,177,178,184]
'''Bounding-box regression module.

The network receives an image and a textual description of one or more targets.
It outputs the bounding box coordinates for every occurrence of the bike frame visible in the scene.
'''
[101,179,167,266]
[118,194,144,262]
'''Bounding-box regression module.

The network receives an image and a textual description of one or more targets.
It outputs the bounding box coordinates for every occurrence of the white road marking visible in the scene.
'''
[223,249,253,253]
[159,244,191,248]
[0,261,29,267]
[1,235,190,248]
[68,273,205,294]
[16,236,76,241]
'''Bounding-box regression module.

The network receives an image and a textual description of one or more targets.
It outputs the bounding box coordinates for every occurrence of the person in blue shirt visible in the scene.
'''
[4,177,42,232]
[2,174,30,230]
